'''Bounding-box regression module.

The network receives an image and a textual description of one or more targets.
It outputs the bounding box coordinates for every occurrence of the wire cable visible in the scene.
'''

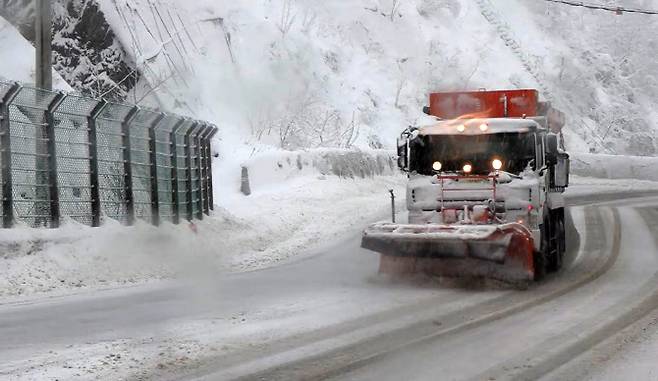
[543,0,658,15]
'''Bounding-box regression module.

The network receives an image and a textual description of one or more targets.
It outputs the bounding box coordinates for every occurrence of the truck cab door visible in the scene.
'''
[545,133,569,192]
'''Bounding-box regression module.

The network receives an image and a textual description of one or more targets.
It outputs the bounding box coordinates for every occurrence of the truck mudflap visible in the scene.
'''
[361,222,536,283]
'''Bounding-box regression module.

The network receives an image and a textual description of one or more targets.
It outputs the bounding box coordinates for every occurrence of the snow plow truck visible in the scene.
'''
[361,89,570,284]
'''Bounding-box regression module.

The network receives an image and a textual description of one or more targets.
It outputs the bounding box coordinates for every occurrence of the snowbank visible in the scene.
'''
[0,173,405,300]
[242,148,396,192]
[567,176,658,199]
[0,218,200,298]
[571,153,658,182]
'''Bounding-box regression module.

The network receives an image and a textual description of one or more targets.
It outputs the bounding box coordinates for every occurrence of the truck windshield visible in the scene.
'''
[409,132,536,175]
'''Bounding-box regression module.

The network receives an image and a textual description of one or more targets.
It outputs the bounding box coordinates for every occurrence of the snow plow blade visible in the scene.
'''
[361,223,536,283]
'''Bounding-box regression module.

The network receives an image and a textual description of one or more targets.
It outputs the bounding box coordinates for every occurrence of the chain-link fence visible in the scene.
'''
[0,81,218,228]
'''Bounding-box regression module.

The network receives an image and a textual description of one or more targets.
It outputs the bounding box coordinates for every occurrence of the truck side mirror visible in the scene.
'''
[555,153,570,189]
[423,106,431,115]
[545,134,559,165]
[397,156,406,170]
[397,138,408,172]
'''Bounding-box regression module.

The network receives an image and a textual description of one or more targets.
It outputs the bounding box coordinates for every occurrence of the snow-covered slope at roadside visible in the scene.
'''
[0,173,405,299]
[3,168,658,301]
[502,0,658,156]
[2,1,657,157]
[93,0,657,159]
[93,0,558,155]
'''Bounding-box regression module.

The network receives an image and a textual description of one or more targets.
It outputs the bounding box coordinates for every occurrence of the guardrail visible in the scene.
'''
[0,81,218,228]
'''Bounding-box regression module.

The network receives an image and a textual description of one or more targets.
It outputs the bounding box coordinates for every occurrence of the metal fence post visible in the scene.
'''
[198,125,211,216]
[148,113,165,226]
[184,122,197,221]
[88,99,108,227]
[192,123,202,220]
[195,124,208,220]
[170,119,185,225]
[0,83,21,228]
[121,106,139,225]
[207,127,218,211]
[45,93,66,228]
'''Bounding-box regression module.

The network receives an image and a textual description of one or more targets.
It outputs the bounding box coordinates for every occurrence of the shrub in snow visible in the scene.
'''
[417,0,461,18]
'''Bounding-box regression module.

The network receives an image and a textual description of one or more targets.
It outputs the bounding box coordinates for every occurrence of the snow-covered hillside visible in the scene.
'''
[2,0,657,158]
[100,0,554,152]
[87,0,656,158]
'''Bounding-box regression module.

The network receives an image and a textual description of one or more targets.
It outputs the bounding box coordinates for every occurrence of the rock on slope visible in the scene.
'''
[0,0,138,100]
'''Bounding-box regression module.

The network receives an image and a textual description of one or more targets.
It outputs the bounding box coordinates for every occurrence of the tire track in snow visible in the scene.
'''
[541,206,658,381]
[468,206,658,381]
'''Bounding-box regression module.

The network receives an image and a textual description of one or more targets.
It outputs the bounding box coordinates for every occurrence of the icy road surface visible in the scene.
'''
[2,193,658,380]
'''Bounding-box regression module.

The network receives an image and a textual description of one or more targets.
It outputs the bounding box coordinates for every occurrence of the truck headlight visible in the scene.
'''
[492,159,503,171]
[433,161,442,171]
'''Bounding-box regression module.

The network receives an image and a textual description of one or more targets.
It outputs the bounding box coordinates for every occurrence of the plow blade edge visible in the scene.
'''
[361,223,536,283]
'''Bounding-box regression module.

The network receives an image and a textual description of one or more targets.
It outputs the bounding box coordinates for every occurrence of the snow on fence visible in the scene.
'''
[0,81,218,228]
[241,148,397,194]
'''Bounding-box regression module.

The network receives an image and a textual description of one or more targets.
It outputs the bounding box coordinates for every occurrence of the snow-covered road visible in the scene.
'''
[1,192,658,380]
[333,204,658,381]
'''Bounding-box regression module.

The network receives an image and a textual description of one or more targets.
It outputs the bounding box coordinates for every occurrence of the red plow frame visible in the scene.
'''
[361,174,538,284]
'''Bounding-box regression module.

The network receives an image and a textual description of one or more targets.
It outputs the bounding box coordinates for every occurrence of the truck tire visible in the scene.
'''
[534,250,547,281]
[556,214,565,269]
[535,225,549,281]
[547,210,565,272]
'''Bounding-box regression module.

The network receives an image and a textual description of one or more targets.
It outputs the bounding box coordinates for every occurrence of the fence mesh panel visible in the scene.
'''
[52,94,98,226]
[9,87,59,227]
[97,103,133,224]
[155,116,180,223]
[190,125,202,218]
[175,120,194,220]
[199,125,212,214]
[129,109,160,223]
[0,81,216,228]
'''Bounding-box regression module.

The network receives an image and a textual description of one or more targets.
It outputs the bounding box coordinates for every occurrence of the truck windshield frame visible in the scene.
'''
[409,132,537,175]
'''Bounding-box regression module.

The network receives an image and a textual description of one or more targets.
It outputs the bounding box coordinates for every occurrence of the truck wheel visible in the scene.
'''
[535,225,549,281]
[547,212,565,272]
[556,215,566,270]
[534,250,547,281]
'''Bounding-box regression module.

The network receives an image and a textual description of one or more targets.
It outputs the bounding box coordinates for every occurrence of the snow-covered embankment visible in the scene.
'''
[0,149,404,300]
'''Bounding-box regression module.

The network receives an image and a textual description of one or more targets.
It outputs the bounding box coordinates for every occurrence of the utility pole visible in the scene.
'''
[35,0,54,227]
[35,0,52,90]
